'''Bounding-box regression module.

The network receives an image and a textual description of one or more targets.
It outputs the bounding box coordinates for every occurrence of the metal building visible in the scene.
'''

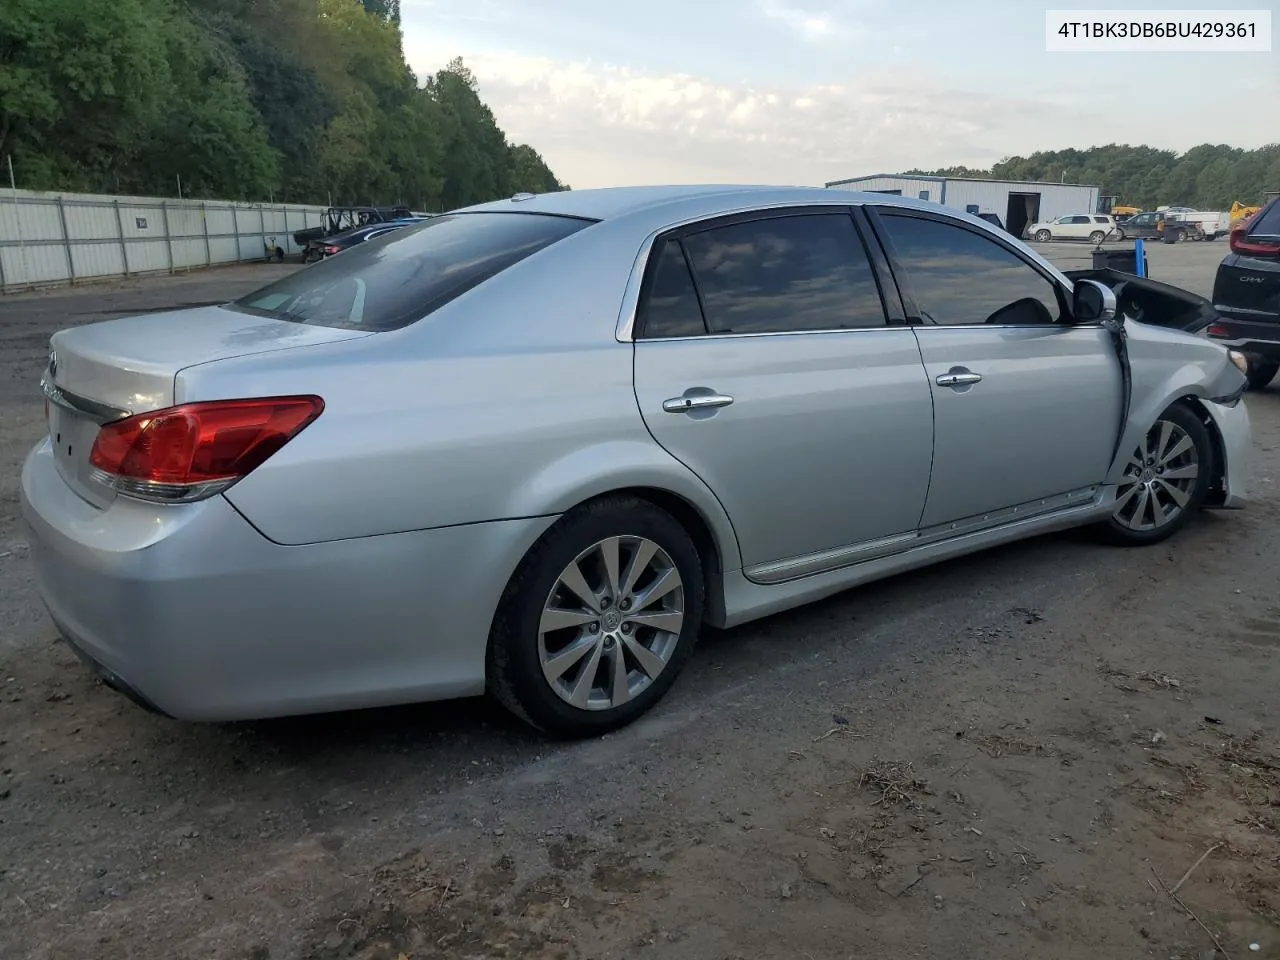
[824,174,1101,239]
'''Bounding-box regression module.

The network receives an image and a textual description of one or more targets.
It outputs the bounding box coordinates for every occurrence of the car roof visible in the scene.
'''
[456,184,953,223]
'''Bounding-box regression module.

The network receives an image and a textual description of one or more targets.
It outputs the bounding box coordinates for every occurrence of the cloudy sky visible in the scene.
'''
[399,0,1277,189]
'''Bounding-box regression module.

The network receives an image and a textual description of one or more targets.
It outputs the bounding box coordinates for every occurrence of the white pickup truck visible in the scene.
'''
[1157,206,1232,241]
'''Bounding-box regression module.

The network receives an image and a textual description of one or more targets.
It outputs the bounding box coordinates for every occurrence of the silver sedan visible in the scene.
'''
[21,185,1252,737]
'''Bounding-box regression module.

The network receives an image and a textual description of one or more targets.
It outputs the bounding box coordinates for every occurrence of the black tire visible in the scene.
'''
[1034,229,1052,243]
[1089,230,1106,244]
[1247,358,1280,391]
[1162,228,1181,244]
[1114,229,1126,241]
[487,496,705,738]
[1093,402,1214,547]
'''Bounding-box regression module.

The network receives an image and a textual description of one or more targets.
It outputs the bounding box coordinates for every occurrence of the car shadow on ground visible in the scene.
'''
[209,527,1119,768]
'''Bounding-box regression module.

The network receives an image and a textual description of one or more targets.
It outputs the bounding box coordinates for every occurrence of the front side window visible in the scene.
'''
[879,214,1063,327]
[232,212,592,331]
[679,213,887,335]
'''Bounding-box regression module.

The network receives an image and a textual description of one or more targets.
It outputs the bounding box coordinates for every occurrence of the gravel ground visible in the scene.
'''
[3,242,1278,960]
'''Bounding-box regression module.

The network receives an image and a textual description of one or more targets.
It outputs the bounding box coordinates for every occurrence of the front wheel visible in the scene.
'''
[1247,358,1280,390]
[1034,229,1052,242]
[487,496,705,737]
[1094,403,1213,547]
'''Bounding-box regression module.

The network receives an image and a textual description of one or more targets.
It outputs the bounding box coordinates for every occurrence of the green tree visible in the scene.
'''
[0,0,171,189]
[128,15,279,199]
[359,0,401,25]
[911,143,1279,209]
[192,5,337,201]
[0,0,565,207]
[507,143,566,194]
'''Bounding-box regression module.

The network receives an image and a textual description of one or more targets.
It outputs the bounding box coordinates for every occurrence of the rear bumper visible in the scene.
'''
[21,437,555,721]
[1206,311,1280,360]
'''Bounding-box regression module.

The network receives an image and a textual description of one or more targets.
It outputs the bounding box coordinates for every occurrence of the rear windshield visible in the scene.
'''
[231,211,593,331]
[1250,200,1280,236]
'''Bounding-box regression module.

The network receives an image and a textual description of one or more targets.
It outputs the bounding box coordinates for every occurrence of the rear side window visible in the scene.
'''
[232,212,592,331]
[679,213,887,334]
[636,240,707,338]
[1251,200,1280,235]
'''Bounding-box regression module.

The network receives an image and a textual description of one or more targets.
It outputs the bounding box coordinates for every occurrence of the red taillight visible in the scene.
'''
[88,396,324,502]
[322,244,342,255]
[1230,226,1280,257]
[1206,324,1230,338]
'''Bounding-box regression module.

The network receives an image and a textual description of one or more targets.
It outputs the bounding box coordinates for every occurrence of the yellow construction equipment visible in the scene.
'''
[1111,204,1141,219]
[1231,201,1262,227]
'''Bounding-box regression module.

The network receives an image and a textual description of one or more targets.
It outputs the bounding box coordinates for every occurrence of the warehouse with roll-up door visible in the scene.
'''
[824,173,1102,239]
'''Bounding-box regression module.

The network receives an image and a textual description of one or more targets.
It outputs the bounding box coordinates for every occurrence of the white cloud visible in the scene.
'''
[403,46,1105,188]
[753,0,867,43]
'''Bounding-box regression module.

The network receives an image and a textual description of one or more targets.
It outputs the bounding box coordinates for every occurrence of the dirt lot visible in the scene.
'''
[3,243,1279,960]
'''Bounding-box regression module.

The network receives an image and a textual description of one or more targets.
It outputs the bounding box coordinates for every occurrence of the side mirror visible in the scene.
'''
[1072,279,1117,323]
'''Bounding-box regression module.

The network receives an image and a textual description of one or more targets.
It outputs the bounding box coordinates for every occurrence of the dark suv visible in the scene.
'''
[1210,197,1280,389]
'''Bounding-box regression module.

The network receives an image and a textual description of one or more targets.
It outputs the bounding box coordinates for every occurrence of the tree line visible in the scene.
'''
[0,0,566,209]
[907,143,1280,210]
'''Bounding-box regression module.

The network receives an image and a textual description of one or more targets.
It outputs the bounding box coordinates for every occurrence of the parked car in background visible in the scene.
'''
[291,205,416,251]
[22,185,1251,738]
[1165,209,1231,242]
[1117,211,1217,245]
[1115,211,1162,240]
[303,217,431,262]
[1210,197,1280,389]
[1027,214,1119,244]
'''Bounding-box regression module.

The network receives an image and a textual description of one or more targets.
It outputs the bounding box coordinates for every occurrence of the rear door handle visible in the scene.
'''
[936,372,983,387]
[662,393,735,413]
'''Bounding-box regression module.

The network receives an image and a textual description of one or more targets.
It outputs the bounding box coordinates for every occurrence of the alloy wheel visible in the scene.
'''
[537,536,685,711]
[1112,418,1200,531]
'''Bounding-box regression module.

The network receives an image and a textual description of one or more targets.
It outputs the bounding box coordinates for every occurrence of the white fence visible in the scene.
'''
[0,189,328,293]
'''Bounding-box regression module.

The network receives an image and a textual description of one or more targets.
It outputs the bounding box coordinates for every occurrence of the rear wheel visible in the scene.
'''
[487,496,704,738]
[1247,358,1280,390]
[1089,230,1106,244]
[1095,403,1213,547]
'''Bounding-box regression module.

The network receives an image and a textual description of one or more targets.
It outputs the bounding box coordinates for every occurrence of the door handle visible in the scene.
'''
[936,372,983,387]
[662,393,735,413]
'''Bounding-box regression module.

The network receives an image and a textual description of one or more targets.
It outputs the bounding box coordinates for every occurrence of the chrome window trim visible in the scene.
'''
[859,197,1077,289]
[911,323,1106,333]
[41,375,132,423]
[614,198,1091,343]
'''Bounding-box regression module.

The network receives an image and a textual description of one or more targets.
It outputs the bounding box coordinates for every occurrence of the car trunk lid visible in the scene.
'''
[43,305,370,508]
